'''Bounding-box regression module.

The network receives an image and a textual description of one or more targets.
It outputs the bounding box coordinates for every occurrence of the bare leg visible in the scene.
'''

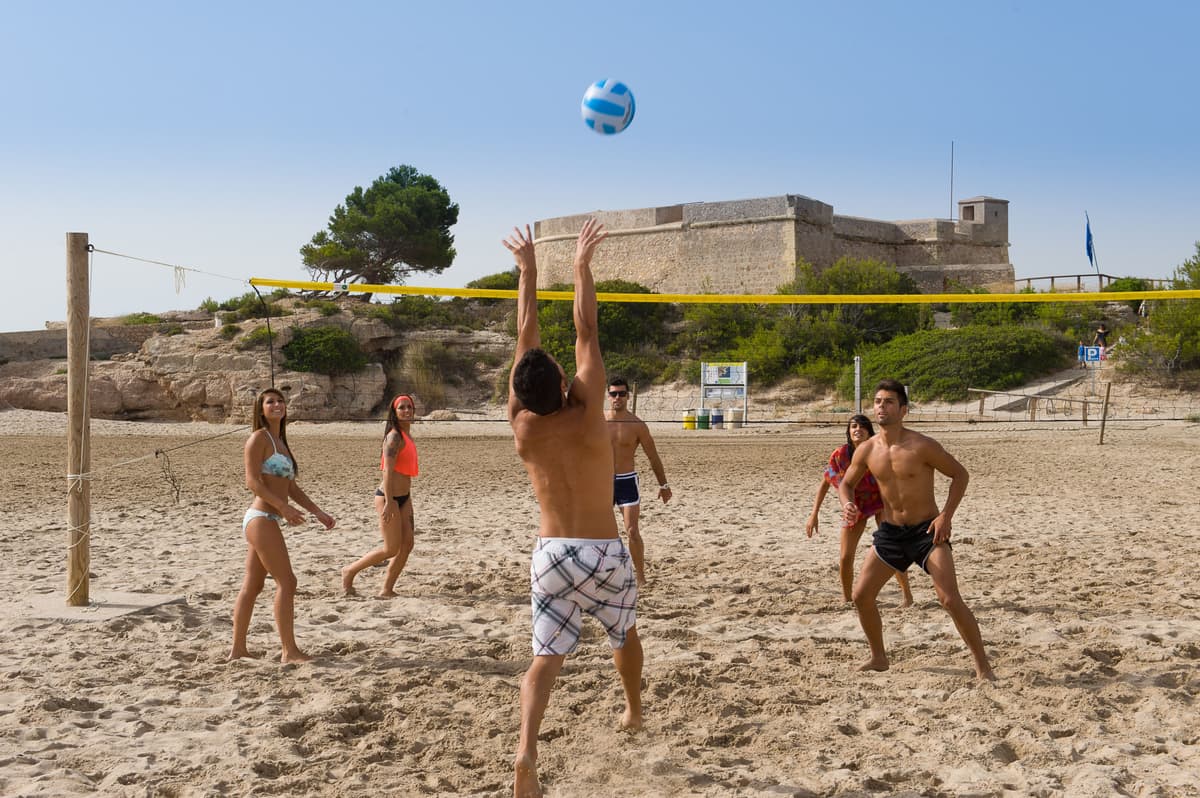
[852,549,899,672]
[243,517,309,663]
[621,504,646,588]
[838,521,866,602]
[894,569,914,607]
[924,545,996,681]
[861,516,913,606]
[341,495,404,596]
[612,625,644,730]
[515,654,564,798]
[380,499,415,597]
[229,545,266,660]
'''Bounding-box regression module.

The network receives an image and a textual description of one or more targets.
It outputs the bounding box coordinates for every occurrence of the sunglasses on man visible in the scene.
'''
[608,390,628,398]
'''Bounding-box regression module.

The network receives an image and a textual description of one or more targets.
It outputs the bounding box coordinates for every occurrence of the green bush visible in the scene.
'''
[236,327,276,351]
[795,356,844,387]
[163,324,185,336]
[840,326,1070,401]
[948,285,1038,327]
[1102,276,1153,313]
[122,312,164,325]
[199,298,220,313]
[282,326,368,375]
[466,269,519,306]
[300,299,343,316]
[353,295,479,331]
[1030,299,1104,342]
[1117,244,1200,380]
[213,290,291,321]
[219,323,241,340]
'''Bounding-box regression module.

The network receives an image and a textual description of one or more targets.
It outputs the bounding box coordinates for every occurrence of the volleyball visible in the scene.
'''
[581,79,635,135]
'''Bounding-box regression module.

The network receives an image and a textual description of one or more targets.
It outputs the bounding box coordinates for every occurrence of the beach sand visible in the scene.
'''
[1,408,1197,797]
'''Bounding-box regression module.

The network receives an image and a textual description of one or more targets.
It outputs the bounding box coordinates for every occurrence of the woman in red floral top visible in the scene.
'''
[806,414,913,606]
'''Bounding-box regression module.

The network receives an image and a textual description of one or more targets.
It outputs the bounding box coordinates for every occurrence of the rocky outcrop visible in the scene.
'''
[0,300,513,422]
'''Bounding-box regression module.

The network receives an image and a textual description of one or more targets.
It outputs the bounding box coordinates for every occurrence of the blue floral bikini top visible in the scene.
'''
[261,432,295,480]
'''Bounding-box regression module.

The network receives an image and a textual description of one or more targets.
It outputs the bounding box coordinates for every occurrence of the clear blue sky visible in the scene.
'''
[3,0,1197,333]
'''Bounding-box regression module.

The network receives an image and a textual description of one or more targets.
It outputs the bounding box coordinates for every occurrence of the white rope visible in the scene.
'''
[174,265,187,294]
[90,247,247,284]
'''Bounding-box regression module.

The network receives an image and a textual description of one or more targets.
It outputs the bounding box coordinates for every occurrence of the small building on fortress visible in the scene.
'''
[532,194,1014,294]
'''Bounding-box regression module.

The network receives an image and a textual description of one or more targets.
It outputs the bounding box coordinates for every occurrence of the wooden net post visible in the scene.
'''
[1098,382,1112,445]
[66,232,91,606]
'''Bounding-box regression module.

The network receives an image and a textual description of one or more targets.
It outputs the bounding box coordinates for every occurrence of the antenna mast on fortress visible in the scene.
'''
[949,141,955,221]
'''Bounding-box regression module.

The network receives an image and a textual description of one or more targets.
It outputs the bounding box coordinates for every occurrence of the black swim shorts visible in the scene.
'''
[872,518,950,573]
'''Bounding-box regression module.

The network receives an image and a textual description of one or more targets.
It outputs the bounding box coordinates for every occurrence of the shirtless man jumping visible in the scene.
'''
[504,219,643,798]
[606,376,671,587]
[838,378,995,681]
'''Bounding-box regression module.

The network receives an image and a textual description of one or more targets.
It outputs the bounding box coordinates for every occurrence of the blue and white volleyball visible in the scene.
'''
[581,79,635,135]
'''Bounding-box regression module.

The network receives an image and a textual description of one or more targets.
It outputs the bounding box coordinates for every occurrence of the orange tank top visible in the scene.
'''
[380,429,418,476]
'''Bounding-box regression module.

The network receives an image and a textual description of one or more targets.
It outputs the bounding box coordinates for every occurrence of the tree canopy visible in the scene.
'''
[300,165,459,289]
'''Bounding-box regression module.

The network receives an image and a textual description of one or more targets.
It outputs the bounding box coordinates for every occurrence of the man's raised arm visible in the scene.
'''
[503,224,540,369]
[571,218,608,397]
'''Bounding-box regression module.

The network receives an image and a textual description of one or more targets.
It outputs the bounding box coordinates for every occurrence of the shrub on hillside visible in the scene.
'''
[207,290,291,322]
[840,326,1070,402]
[235,327,275,351]
[466,269,519,306]
[948,285,1038,327]
[282,326,367,375]
[1101,276,1153,313]
[353,295,478,331]
[122,312,164,325]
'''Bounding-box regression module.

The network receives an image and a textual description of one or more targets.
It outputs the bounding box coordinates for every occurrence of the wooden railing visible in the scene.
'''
[1015,273,1172,293]
[966,388,1102,424]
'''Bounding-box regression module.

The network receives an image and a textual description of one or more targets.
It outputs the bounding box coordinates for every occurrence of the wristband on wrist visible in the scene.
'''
[659,484,670,490]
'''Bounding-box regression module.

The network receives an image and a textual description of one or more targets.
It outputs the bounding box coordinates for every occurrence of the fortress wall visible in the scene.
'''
[901,263,1015,293]
[896,219,959,241]
[684,195,795,224]
[832,216,906,243]
[681,221,797,293]
[536,226,685,290]
[831,238,903,267]
[533,193,1014,296]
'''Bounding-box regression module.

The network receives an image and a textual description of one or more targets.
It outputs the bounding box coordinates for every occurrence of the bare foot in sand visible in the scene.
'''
[514,754,541,798]
[375,589,398,599]
[858,655,889,673]
[226,648,258,662]
[620,708,643,732]
[900,594,914,608]
[341,567,357,596]
[281,650,313,664]
[976,665,997,682]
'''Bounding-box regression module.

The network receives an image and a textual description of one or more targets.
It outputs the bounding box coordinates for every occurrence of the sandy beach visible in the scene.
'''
[1,408,1197,797]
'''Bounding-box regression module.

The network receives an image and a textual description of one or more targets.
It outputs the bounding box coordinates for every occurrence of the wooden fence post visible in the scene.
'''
[66,232,91,606]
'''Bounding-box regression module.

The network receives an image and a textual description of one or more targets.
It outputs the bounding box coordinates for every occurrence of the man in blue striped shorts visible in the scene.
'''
[504,218,643,798]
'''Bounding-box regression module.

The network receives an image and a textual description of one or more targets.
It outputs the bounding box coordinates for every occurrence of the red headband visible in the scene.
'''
[393,395,414,410]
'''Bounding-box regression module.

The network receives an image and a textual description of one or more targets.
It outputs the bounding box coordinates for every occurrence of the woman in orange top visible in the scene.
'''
[341,394,419,597]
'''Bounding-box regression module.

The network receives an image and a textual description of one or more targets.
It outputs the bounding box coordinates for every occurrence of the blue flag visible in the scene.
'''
[1085,213,1096,270]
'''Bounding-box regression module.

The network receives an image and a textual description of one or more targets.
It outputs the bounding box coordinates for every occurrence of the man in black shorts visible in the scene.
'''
[838,379,995,681]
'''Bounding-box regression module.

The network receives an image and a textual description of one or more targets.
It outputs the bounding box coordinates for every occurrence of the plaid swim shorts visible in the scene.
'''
[529,537,638,656]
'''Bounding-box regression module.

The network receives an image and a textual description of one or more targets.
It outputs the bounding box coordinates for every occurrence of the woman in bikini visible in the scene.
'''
[341,394,419,598]
[806,414,913,606]
[229,388,335,663]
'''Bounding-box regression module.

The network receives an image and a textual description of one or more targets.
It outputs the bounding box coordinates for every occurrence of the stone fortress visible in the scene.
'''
[532,194,1015,295]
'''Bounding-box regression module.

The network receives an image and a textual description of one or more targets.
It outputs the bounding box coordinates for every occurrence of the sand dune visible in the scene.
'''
[1,408,1197,797]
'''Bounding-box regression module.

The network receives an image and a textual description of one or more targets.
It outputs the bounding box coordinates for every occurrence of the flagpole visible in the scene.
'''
[1085,212,1099,284]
